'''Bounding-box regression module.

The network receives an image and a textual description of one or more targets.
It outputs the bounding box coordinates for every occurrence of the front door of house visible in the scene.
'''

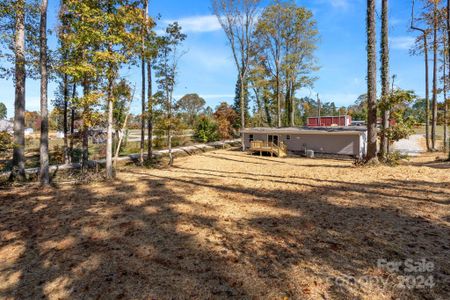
[268,135,279,146]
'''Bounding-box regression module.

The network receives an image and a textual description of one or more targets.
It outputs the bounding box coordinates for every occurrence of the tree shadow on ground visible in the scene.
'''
[0,163,449,299]
[412,159,450,170]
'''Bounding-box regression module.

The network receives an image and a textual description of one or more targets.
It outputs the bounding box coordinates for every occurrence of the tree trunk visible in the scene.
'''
[290,83,295,127]
[147,59,153,161]
[168,91,173,166]
[105,73,114,179]
[380,0,390,159]
[411,0,431,151]
[276,75,281,127]
[140,0,148,164]
[82,80,89,170]
[366,0,378,163]
[11,0,26,181]
[424,35,431,151]
[431,1,438,151]
[70,83,76,162]
[114,88,134,170]
[140,58,146,164]
[39,0,49,185]
[284,85,290,127]
[240,73,245,150]
[446,0,450,156]
[444,51,448,153]
[263,92,272,127]
[63,74,69,164]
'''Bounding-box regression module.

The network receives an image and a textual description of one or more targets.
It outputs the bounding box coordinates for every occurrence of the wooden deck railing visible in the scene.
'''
[250,140,287,157]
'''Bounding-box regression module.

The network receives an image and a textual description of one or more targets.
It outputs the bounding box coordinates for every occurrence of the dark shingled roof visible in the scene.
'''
[241,126,368,135]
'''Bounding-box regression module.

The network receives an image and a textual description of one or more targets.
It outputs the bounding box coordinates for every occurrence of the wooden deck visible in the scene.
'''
[249,141,288,158]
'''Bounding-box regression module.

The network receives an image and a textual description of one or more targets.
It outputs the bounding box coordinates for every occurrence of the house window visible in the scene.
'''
[286,135,291,140]
[249,134,254,142]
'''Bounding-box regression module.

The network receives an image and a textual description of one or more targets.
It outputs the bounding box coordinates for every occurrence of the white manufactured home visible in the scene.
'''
[241,127,368,158]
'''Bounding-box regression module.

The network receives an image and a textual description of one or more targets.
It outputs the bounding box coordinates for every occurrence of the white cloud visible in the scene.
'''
[391,36,415,50]
[163,15,222,33]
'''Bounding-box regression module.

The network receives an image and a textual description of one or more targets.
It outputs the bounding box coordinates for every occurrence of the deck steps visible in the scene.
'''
[249,141,288,158]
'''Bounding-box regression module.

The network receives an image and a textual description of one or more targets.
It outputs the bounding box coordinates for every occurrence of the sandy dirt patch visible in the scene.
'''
[1,149,449,299]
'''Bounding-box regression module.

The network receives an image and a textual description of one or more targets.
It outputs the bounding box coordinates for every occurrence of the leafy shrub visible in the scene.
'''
[194,116,218,143]
[0,131,13,154]
[384,151,409,166]
[52,145,65,164]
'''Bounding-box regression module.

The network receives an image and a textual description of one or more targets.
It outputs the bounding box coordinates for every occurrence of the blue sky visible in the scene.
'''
[1,0,425,119]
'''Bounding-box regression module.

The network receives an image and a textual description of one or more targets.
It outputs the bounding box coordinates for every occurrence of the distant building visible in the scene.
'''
[307,115,352,127]
[242,126,368,158]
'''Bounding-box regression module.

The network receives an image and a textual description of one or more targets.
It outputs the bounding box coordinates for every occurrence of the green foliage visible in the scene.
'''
[251,0,319,125]
[383,151,409,166]
[347,94,368,121]
[0,131,13,154]
[233,76,250,127]
[0,103,6,120]
[112,79,132,130]
[0,0,41,80]
[176,93,206,127]
[379,89,417,143]
[297,97,341,124]
[194,116,218,143]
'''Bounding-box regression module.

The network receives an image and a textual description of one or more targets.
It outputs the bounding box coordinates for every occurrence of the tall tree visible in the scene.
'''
[39,0,49,184]
[212,0,260,146]
[57,2,71,164]
[431,0,440,151]
[154,23,186,166]
[12,0,27,180]
[380,0,390,159]
[139,0,148,165]
[102,0,145,179]
[411,0,431,151]
[253,1,318,128]
[444,0,450,156]
[366,0,378,163]
[177,93,206,127]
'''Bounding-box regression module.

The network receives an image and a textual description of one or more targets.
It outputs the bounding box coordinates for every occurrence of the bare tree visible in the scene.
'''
[380,0,390,159]
[366,0,378,163]
[212,0,260,148]
[39,0,49,184]
[11,0,27,180]
[411,0,431,151]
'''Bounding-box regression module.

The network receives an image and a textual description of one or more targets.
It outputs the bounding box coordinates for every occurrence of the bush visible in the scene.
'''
[194,116,219,143]
[0,131,13,154]
[384,151,409,166]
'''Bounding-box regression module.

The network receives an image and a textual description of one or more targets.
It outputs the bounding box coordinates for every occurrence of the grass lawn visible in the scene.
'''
[1,150,449,299]
[414,125,449,140]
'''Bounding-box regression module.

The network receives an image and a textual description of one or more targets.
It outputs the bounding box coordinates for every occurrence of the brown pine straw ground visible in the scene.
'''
[0,149,449,299]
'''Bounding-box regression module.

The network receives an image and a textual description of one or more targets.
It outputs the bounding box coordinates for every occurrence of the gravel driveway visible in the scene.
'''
[392,134,425,156]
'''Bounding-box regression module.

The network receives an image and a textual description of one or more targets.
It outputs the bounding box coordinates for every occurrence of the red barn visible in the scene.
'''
[307,115,352,127]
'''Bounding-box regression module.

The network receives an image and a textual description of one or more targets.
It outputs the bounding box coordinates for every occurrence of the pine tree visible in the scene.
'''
[380,0,390,159]
[366,0,378,163]
[39,0,49,185]
[233,76,249,128]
